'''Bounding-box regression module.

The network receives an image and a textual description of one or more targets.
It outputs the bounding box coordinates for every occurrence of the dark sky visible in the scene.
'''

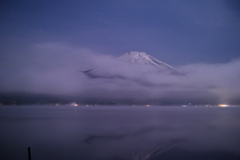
[1,0,240,65]
[0,0,240,104]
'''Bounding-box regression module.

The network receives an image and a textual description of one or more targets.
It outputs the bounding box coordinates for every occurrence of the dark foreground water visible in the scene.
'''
[0,105,240,160]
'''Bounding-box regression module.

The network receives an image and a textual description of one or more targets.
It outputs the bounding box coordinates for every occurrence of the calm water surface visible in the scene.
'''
[0,105,240,160]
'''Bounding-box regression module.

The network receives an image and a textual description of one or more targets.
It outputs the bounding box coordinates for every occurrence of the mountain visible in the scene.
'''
[83,51,184,79]
[117,51,183,75]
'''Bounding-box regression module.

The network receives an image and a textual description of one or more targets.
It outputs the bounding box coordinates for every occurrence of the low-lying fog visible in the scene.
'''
[0,105,240,160]
[0,42,240,104]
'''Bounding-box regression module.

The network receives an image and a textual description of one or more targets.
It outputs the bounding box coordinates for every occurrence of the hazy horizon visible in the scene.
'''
[1,1,240,103]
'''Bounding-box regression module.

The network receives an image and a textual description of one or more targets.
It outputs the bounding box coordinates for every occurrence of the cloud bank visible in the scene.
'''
[0,42,239,104]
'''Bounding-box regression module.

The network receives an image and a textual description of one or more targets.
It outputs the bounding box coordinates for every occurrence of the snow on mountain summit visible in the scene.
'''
[117,51,152,64]
[117,51,182,73]
[83,51,184,79]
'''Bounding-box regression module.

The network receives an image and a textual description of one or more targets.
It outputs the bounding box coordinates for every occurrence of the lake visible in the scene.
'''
[0,105,240,160]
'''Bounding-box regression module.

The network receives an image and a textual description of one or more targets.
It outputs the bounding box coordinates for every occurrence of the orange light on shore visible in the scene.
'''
[218,104,229,107]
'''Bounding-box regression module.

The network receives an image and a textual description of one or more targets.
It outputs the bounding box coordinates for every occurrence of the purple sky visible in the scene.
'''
[0,0,240,104]
[1,0,240,65]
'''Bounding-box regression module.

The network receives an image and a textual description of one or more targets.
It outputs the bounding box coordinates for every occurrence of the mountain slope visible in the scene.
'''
[117,51,183,75]
[83,51,184,79]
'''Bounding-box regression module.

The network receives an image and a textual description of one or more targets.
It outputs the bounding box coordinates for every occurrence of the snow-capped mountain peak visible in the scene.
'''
[117,51,152,64]
[83,51,184,79]
[117,51,183,75]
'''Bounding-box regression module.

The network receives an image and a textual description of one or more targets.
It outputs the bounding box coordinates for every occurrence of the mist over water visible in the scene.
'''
[1,1,240,159]
[1,105,240,160]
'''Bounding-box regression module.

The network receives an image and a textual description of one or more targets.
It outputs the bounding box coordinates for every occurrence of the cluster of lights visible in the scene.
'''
[218,104,230,107]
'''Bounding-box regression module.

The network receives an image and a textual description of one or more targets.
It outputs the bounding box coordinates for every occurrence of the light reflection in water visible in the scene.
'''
[0,105,240,160]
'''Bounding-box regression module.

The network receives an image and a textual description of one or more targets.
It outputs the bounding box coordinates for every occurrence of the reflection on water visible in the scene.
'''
[0,105,240,160]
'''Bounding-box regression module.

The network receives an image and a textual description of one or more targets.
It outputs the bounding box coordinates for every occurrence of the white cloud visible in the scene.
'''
[0,42,240,104]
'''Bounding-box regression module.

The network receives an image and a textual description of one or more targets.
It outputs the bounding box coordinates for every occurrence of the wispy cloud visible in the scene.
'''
[0,42,239,104]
